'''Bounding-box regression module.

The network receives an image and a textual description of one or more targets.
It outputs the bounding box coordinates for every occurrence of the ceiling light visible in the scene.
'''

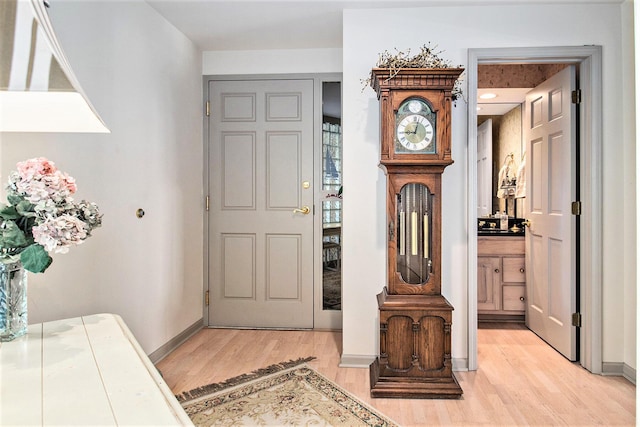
[479,93,497,100]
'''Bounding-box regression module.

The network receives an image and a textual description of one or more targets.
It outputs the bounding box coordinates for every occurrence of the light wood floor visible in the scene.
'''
[156,323,635,426]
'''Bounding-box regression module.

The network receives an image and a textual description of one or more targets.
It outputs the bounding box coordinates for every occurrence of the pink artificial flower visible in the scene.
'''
[10,157,77,203]
[15,157,57,180]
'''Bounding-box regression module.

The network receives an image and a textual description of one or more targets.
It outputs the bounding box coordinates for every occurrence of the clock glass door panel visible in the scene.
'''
[396,183,432,284]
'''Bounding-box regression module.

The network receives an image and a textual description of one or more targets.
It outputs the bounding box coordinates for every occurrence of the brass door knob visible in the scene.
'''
[522,219,532,227]
[293,206,310,215]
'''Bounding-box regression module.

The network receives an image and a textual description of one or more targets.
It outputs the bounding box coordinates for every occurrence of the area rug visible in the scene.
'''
[177,358,397,426]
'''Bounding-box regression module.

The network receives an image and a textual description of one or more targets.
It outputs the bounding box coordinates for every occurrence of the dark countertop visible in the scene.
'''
[477,228,524,237]
[477,217,525,236]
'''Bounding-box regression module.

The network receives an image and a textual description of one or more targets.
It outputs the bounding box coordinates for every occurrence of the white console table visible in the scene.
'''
[0,313,192,426]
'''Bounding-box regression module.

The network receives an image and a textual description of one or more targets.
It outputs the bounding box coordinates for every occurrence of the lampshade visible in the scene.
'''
[0,0,109,133]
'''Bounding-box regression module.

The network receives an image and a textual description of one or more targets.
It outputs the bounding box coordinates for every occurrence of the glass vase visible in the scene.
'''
[0,258,28,341]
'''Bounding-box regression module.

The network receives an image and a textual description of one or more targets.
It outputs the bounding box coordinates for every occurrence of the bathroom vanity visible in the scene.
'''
[477,222,526,322]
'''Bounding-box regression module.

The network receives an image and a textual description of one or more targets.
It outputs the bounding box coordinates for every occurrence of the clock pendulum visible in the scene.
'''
[368,67,464,399]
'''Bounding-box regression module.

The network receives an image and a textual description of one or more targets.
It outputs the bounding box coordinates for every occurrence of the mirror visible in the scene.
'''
[478,104,523,217]
[322,81,342,310]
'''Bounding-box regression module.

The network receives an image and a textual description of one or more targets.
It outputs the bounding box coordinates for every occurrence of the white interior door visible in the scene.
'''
[477,119,492,217]
[208,79,314,329]
[523,66,577,360]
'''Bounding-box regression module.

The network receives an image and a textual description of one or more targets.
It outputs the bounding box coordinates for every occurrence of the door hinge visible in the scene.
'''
[571,201,581,215]
[205,290,210,306]
[205,101,210,117]
[572,312,582,327]
[205,195,210,211]
[571,89,581,104]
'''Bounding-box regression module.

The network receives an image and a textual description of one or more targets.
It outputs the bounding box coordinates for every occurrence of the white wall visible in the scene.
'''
[203,48,342,75]
[0,0,203,355]
[342,3,634,370]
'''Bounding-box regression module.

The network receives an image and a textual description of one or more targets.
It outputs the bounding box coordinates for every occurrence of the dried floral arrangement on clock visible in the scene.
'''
[363,43,465,102]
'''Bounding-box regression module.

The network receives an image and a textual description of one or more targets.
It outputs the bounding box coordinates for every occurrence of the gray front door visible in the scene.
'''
[208,78,314,328]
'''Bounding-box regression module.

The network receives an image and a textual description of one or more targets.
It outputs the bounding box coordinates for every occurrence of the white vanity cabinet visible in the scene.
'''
[477,236,526,321]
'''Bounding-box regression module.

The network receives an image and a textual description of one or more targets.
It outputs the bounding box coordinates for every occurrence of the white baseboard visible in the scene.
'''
[148,318,204,363]
[453,358,468,371]
[339,354,376,368]
[602,362,636,384]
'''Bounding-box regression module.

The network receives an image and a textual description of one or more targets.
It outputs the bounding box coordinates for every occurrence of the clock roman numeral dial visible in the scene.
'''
[396,114,434,151]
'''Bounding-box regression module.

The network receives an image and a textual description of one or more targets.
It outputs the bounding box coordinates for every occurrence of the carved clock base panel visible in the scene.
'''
[369,357,463,399]
[369,288,463,399]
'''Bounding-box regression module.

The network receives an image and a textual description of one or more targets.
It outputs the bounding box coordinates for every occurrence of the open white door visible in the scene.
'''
[523,66,577,360]
[477,119,492,218]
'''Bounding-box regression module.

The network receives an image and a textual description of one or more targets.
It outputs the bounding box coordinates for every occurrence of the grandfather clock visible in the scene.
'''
[369,67,464,399]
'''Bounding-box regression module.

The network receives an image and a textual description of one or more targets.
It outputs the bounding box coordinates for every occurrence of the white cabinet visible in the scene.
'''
[0,314,192,426]
[478,236,526,321]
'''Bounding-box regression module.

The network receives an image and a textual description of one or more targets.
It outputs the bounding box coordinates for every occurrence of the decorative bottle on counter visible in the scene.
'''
[500,212,508,230]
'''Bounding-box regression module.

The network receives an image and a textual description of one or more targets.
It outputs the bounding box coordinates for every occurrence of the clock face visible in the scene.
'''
[396,115,434,151]
[394,98,436,154]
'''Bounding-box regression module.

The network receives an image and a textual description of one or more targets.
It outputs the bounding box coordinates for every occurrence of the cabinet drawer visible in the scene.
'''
[502,257,525,282]
[503,285,526,311]
[478,237,525,256]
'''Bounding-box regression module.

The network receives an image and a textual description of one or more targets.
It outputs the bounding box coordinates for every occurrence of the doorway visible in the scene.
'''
[467,46,603,373]
[204,73,342,330]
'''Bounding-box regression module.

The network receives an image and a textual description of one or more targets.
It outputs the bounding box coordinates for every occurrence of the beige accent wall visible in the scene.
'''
[478,64,568,88]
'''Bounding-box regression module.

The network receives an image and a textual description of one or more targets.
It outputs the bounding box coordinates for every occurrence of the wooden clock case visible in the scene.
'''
[369,67,464,399]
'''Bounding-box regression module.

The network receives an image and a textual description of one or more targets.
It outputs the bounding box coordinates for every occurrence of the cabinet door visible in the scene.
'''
[477,257,501,311]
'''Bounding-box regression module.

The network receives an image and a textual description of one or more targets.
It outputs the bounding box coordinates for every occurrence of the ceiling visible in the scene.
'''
[144,0,623,52]
[142,1,601,115]
[145,0,500,51]
[477,88,530,116]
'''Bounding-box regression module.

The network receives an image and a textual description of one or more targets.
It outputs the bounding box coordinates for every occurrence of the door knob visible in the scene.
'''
[293,206,310,215]
[522,219,532,228]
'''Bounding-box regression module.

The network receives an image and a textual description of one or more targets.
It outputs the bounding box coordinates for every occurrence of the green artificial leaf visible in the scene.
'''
[7,194,22,206]
[15,200,35,217]
[20,244,52,273]
[0,221,28,247]
[0,204,20,220]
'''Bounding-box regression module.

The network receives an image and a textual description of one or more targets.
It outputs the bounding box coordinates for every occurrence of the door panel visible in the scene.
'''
[209,79,314,328]
[524,66,576,360]
[223,234,255,298]
[222,132,255,209]
[267,132,300,208]
[266,234,301,299]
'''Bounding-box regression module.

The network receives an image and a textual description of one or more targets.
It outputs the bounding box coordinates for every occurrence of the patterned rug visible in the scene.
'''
[177,358,397,426]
